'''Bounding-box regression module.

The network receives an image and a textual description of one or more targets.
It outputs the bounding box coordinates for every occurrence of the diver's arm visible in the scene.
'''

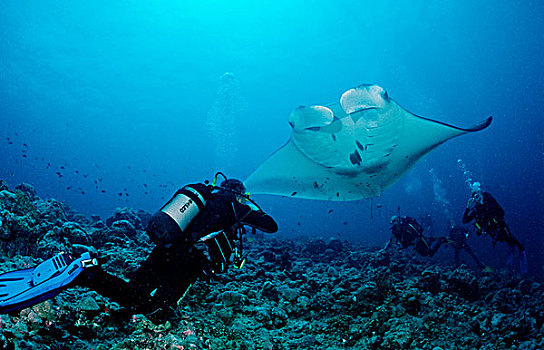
[233,202,278,233]
[462,204,475,223]
[383,236,394,251]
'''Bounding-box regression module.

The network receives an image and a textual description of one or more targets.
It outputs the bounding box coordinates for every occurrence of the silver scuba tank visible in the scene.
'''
[160,185,207,231]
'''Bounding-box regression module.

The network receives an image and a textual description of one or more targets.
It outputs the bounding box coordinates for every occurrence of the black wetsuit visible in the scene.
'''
[447,225,483,268]
[385,216,444,257]
[76,186,277,318]
[462,192,523,251]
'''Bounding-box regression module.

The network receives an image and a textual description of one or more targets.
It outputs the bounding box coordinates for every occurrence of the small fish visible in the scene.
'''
[291,192,297,196]
[66,186,71,190]
[328,209,333,214]
[60,166,65,169]
[101,190,106,193]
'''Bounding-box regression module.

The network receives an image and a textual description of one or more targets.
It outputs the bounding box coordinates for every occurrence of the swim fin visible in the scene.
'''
[506,247,514,267]
[519,249,528,275]
[0,252,98,314]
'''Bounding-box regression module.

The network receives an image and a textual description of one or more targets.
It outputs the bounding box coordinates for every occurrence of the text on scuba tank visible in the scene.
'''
[179,198,193,213]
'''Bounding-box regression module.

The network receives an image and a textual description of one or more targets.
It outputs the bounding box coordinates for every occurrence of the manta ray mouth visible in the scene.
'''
[351,106,378,113]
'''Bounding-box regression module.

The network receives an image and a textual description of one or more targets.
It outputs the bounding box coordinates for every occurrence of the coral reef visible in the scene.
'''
[0,181,542,349]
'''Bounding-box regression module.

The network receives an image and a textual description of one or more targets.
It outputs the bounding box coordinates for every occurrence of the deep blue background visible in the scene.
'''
[1,1,542,278]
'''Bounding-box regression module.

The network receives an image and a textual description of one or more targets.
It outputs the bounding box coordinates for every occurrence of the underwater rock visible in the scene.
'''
[106,207,143,230]
[60,221,91,245]
[0,179,543,350]
[279,286,299,302]
[31,301,56,321]
[91,219,106,229]
[1,189,40,220]
[34,199,67,223]
[110,219,138,239]
[78,296,100,312]
[135,209,152,228]
[418,268,442,294]
[327,237,344,252]
[219,291,246,308]
[260,281,280,302]
[444,266,480,301]
[0,180,8,192]
[14,183,37,200]
[304,237,327,255]
[270,307,288,328]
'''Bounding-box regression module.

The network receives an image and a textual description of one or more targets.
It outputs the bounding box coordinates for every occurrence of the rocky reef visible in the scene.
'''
[0,180,542,349]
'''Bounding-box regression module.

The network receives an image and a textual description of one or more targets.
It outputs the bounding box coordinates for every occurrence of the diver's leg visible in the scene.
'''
[504,235,524,252]
[454,247,461,267]
[129,246,170,297]
[427,237,445,257]
[76,245,191,315]
[463,245,484,269]
[128,244,208,316]
[500,226,528,274]
[75,267,148,309]
[149,246,207,306]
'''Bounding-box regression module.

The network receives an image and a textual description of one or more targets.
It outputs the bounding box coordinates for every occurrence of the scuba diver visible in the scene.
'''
[445,225,484,269]
[462,182,526,274]
[384,215,446,257]
[0,173,278,321]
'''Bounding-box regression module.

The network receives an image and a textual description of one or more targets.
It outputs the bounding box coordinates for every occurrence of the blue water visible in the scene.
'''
[1,1,542,277]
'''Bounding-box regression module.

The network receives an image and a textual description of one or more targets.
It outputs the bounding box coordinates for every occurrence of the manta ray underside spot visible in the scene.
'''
[245,84,492,201]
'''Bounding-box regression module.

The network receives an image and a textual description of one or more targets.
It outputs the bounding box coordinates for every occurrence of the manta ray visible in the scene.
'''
[244,84,492,200]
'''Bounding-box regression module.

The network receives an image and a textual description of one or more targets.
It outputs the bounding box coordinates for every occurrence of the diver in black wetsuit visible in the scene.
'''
[445,225,484,269]
[0,174,278,321]
[384,215,446,257]
[462,182,526,273]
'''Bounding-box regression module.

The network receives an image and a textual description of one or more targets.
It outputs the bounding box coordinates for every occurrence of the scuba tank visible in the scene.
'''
[146,184,209,246]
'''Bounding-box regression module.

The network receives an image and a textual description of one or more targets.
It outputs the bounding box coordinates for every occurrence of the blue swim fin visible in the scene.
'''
[0,252,98,314]
[506,247,514,267]
[519,249,528,275]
